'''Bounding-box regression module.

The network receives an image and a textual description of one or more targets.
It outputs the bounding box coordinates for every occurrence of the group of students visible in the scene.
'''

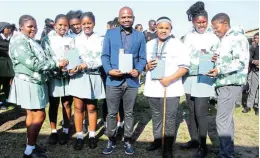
[0,1,255,158]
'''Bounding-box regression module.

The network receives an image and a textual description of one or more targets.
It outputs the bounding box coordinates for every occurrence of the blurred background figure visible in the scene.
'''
[243,32,259,115]
[135,24,143,32]
[0,22,15,110]
[112,17,120,28]
[40,18,54,40]
[143,19,157,42]
[106,20,113,30]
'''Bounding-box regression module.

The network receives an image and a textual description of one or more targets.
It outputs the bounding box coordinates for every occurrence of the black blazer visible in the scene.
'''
[0,35,14,77]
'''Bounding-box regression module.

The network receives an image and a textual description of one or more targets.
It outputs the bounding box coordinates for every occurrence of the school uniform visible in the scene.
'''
[8,32,58,109]
[144,37,190,152]
[182,27,220,147]
[68,32,105,99]
[41,30,73,97]
[214,27,249,157]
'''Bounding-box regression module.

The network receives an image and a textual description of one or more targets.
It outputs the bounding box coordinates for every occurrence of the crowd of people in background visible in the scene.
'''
[0,1,258,158]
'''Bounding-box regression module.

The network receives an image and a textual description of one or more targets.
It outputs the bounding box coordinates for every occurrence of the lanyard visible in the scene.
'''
[153,37,170,60]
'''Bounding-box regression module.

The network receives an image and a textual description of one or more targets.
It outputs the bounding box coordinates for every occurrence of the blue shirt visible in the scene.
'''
[120,27,132,54]
[67,29,79,39]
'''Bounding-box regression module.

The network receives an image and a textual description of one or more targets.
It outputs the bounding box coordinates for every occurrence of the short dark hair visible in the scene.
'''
[66,10,82,22]
[112,17,119,27]
[148,20,156,25]
[107,20,113,25]
[19,15,36,27]
[80,12,95,24]
[135,24,142,29]
[254,32,259,36]
[211,13,230,25]
[55,14,67,23]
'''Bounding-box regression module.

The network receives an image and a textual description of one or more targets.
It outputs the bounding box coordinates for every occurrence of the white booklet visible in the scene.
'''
[119,53,133,73]
[64,48,82,70]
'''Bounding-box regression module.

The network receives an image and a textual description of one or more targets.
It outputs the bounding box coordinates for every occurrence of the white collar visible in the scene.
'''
[147,29,156,34]
[0,33,10,40]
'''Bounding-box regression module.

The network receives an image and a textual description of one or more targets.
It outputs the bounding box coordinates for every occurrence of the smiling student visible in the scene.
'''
[66,10,82,38]
[68,12,105,150]
[41,14,73,146]
[144,16,190,158]
[181,2,220,157]
[209,13,249,158]
[8,15,68,158]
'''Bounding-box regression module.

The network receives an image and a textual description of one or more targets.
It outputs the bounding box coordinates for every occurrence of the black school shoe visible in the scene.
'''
[146,139,162,151]
[23,149,47,158]
[88,137,97,149]
[180,140,199,150]
[74,138,84,150]
[242,107,251,113]
[59,132,69,145]
[193,147,208,158]
[48,133,58,145]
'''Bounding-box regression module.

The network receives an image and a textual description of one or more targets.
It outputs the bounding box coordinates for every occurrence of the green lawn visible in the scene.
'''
[0,88,259,158]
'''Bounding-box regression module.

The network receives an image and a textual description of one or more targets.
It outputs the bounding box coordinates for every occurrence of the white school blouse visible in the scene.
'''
[144,38,190,98]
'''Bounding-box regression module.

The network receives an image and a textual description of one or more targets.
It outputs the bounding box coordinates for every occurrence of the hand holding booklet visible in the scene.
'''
[151,57,166,80]
[64,48,82,70]
[198,49,214,75]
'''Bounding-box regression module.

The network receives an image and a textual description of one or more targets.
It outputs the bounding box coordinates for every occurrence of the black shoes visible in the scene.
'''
[193,146,208,158]
[74,137,98,150]
[48,133,58,145]
[242,107,251,113]
[180,140,199,150]
[146,139,162,151]
[35,144,47,154]
[254,107,259,116]
[23,149,47,158]
[0,103,8,110]
[88,137,97,149]
[49,131,70,145]
[74,138,84,150]
[163,137,174,158]
[58,132,69,145]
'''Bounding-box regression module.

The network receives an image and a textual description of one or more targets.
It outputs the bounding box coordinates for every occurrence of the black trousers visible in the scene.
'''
[186,94,209,146]
[148,97,180,139]
[0,77,12,101]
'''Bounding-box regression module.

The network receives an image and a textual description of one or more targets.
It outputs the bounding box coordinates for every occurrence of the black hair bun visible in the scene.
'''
[187,1,206,21]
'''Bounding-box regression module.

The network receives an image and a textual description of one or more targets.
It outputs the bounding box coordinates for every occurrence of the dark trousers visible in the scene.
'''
[106,82,138,140]
[186,94,209,147]
[0,77,12,101]
[147,97,179,139]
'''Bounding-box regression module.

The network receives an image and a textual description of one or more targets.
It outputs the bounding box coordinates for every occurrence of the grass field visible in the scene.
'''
[0,88,259,158]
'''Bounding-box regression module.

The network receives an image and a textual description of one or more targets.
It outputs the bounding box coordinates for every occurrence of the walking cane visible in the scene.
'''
[162,86,167,154]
